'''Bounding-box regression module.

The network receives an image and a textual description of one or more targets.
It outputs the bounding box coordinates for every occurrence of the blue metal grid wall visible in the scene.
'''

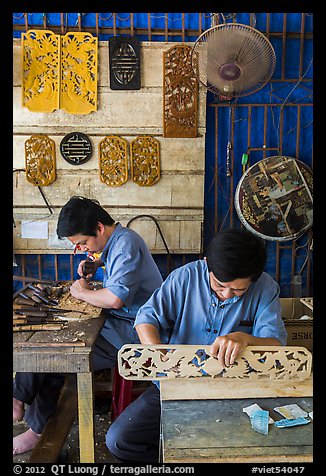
[13,13,313,297]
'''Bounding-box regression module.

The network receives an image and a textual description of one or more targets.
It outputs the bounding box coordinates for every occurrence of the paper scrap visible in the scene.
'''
[243,403,274,424]
[308,411,313,420]
[250,409,269,435]
[273,404,308,420]
[21,220,48,239]
[274,416,310,428]
[299,315,312,320]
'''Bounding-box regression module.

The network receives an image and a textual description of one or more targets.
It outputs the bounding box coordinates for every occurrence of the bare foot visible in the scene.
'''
[13,428,41,455]
[13,397,24,422]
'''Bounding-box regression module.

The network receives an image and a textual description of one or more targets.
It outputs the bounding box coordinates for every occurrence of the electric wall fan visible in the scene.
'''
[191,23,276,100]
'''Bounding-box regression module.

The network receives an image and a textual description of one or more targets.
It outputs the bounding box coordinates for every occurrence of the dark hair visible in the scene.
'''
[56,196,115,238]
[205,228,267,282]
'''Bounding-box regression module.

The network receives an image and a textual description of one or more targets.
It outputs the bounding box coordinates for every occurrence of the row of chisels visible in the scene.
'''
[13,282,77,332]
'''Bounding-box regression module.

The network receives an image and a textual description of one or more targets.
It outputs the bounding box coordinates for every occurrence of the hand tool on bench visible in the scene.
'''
[13,318,68,325]
[13,323,67,332]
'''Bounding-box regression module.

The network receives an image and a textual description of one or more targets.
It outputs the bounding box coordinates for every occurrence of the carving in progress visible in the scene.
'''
[130,136,161,186]
[118,345,312,381]
[300,297,313,312]
[22,30,60,112]
[25,134,56,186]
[163,45,198,138]
[60,32,98,114]
[99,136,128,186]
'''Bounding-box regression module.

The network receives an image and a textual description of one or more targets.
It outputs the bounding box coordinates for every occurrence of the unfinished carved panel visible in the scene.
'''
[60,32,98,114]
[130,136,160,186]
[99,136,128,186]
[22,30,60,113]
[118,345,312,381]
[163,45,198,138]
[25,134,56,186]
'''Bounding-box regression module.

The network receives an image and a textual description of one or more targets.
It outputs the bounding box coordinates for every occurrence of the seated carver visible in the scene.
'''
[105,228,288,463]
[13,196,163,455]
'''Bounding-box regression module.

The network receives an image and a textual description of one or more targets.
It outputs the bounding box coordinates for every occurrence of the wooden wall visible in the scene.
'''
[13,40,207,254]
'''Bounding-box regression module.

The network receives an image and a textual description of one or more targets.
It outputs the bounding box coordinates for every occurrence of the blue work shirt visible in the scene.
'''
[100,223,163,348]
[134,259,287,346]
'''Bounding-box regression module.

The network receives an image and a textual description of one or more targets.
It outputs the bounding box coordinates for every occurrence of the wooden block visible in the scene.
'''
[160,376,313,400]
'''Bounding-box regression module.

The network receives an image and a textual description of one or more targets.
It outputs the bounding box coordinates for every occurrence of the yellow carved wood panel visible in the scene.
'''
[130,136,161,186]
[60,32,98,114]
[99,135,128,186]
[22,30,98,114]
[22,30,60,113]
[25,134,56,186]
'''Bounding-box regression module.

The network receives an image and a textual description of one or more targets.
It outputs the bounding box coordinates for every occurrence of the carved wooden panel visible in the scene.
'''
[25,134,56,186]
[60,32,98,114]
[60,132,92,165]
[130,136,160,186]
[22,30,60,113]
[163,45,198,138]
[109,36,141,90]
[118,345,312,381]
[99,136,128,186]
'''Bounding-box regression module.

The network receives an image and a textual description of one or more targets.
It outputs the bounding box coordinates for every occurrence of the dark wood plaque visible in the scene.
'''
[60,132,92,165]
[109,36,141,90]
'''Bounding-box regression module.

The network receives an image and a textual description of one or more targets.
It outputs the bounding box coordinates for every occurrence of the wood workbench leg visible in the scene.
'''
[77,372,95,463]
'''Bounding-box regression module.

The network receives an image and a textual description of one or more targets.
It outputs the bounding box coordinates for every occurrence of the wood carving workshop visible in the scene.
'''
[12,12,313,469]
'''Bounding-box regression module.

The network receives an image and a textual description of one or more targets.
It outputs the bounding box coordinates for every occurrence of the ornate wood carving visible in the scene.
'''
[99,136,128,186]
[25,134,56,186]
[22,30,60,113]
[118,345,312,381]
[60,32,98,114]
[163,45,198,138]
[130,136,160,186]
[22,30,98,114]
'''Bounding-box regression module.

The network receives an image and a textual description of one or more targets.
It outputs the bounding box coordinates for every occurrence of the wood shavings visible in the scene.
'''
[56,286,102,320]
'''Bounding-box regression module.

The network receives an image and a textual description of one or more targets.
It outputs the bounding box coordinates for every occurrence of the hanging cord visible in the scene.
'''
[126,214,175,271]
[13,169,53,215]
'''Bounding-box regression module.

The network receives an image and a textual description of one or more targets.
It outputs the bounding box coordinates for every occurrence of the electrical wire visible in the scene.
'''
[274,57,313,147]
[126,214,175,270]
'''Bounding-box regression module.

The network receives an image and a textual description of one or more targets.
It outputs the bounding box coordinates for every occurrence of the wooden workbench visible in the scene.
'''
[117,344,313,464]
[161,396,313,463]
[13,315,106,463]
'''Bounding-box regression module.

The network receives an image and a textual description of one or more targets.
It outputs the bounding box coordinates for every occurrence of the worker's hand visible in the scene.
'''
[209,332,250,368]
[70,278,93,299]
